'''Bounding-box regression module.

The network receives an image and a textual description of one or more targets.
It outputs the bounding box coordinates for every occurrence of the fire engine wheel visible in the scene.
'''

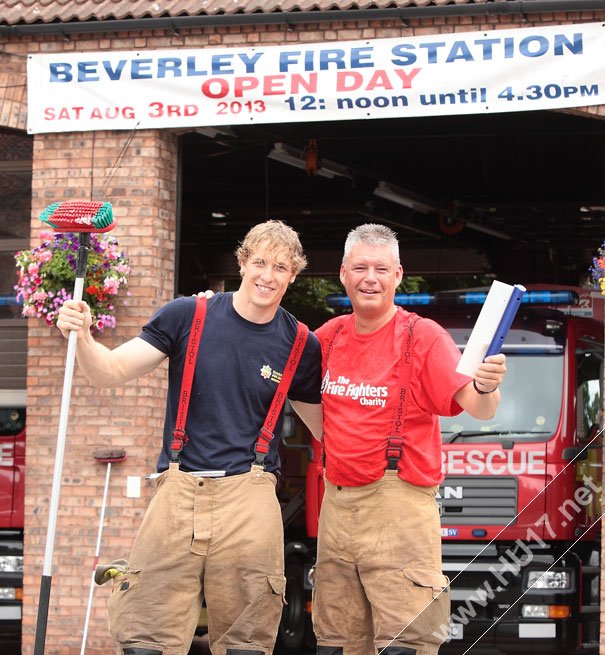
[275,558,307,655]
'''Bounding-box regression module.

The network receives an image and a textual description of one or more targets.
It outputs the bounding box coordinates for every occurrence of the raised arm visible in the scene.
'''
[57,299,166,387]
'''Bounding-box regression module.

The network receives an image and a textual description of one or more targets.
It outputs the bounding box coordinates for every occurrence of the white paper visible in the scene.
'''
[456,280,515,377]
[126,475,141,498]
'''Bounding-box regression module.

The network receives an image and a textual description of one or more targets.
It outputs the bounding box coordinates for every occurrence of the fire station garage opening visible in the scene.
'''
[177,109,605,297]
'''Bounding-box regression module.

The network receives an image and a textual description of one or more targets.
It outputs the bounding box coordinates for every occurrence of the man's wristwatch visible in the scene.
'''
[473,379,498,395]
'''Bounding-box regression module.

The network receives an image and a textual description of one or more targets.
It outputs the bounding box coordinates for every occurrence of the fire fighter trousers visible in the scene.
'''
[312,470,450,655]
[107,463,286,655]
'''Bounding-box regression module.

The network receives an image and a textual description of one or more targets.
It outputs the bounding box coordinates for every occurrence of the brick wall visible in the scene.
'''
[0,9,603,654]
[23,128,178,655]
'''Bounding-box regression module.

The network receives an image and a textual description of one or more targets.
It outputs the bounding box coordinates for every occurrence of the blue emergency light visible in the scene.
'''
[326,290,579,308]
[0,295,21,306]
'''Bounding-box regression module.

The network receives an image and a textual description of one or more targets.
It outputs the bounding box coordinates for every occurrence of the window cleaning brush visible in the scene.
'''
[34,200,116,655]
[80,448,128,655]
[40,200,115,232]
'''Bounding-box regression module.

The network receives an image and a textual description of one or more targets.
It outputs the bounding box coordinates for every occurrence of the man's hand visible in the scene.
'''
[57,300,93,339]
[196,290,215,299]
[474,353,506,393]
[455,353,507,419]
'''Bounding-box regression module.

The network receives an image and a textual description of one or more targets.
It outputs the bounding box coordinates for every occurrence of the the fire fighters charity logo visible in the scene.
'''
[260,364,272,379]
[321,369,388,407]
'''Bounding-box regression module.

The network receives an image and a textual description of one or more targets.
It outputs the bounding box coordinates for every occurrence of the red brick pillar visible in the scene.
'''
[22,129,179,655]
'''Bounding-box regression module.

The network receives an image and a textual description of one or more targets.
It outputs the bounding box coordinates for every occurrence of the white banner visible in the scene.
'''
[27,22,605,134]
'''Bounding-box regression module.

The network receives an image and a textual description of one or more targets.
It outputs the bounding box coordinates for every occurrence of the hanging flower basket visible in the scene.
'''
[14,231,130,334]
[590,242,605,296]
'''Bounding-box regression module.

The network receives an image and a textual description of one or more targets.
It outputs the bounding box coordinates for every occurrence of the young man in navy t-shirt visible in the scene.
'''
[57,220,323,655]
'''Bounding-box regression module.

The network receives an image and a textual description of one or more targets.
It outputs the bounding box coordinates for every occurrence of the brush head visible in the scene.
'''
[93,448,127,464]
[40,201,115,233]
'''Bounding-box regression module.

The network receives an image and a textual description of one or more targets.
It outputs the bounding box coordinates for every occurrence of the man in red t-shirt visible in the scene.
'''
[312,224,507,655]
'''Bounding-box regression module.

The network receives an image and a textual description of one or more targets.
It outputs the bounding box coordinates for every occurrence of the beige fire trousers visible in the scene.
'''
[107,463,286,655]
[312,470,450,655]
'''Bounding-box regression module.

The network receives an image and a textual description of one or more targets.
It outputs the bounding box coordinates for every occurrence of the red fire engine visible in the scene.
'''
[0,390,25,653]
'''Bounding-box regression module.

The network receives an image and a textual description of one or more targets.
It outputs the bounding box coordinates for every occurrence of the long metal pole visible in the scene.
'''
[80,461,112,655]
[34,233,90,655]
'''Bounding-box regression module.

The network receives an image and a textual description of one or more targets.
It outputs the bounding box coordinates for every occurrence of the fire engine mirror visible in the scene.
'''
[562,446,588,461]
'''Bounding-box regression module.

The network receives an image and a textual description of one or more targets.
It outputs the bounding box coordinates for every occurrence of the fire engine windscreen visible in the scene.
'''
[440,352,563,442]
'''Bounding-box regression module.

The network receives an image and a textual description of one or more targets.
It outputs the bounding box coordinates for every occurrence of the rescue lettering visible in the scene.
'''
[0,443,14,467]
[442,449,546,475]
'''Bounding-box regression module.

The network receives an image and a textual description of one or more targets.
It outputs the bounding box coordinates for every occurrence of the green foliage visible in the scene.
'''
[396,275,424,293]
[282,277,342,330]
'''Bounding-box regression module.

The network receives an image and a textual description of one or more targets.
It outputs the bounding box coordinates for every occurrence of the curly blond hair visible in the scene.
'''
[236,220,307,275]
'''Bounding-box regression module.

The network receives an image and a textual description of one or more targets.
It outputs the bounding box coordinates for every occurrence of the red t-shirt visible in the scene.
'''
[316,309,470,487]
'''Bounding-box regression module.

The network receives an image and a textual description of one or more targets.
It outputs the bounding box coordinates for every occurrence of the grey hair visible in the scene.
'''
[342,223,400,265]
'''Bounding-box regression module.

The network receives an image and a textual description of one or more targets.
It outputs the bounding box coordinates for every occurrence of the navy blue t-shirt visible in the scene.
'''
[139,293,322,475]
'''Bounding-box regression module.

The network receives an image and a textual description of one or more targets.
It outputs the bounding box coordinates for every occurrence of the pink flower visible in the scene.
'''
[96,314,117,332]
[102,276,119,294]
